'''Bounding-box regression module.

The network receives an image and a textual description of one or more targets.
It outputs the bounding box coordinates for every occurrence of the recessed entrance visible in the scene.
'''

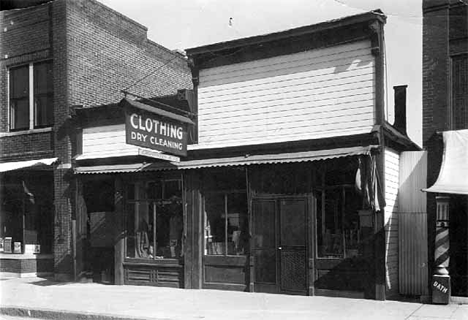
[253,197,308,294]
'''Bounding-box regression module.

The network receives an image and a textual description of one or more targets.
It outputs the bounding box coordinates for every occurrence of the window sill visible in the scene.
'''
[123,258,183,267]
[0,127,53,137]
[0,253,54,260]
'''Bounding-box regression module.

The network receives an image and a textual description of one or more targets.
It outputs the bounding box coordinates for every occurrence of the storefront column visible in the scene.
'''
[184,171,203,289]
[432,195,451,304]
[114,177,125,285]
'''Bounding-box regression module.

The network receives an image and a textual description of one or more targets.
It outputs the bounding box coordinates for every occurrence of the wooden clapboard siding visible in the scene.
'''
[82,124,139,158]
[194,40,375,149]
[384,148,400,295]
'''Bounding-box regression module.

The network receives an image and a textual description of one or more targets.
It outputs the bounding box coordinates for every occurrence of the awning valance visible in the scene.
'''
[423,129,468,195]
[176,145,378,169]
[0,157,58,173]
[74,145,378,174]
[74,162,177,174]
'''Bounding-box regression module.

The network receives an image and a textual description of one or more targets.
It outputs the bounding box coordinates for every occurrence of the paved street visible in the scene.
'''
[0,277,467,320]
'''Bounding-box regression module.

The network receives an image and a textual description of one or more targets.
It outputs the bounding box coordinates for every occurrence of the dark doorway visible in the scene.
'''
[450,195,468,297]
[253,197,308,295]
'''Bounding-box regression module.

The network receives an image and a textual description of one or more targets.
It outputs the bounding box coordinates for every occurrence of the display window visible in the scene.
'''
[125,177,183,260]
[0,172,54,254]
[202,168,249,256]
[315,158,373,259]
[204,192,248,256]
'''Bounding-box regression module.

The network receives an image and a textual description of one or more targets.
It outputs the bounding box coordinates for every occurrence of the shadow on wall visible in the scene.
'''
[200,42,374,88]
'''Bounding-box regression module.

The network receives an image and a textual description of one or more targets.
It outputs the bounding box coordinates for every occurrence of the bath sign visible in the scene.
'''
[125,106,188,157]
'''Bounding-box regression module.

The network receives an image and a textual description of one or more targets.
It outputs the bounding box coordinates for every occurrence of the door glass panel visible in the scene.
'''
[253,200,276,284]
[279,199,307,292]
[280,199,306,246]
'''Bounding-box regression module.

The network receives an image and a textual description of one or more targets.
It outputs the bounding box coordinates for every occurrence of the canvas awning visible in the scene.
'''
[423,129,468,195]
[176,145,378,169]
[74,145,377,174]
[74,162,177,174]
[0,157,58,173]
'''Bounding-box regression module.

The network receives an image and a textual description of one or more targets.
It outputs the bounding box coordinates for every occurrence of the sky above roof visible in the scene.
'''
[98,0,423,146]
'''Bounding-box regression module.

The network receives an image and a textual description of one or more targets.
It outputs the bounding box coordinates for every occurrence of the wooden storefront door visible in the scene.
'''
[252,197,308,294]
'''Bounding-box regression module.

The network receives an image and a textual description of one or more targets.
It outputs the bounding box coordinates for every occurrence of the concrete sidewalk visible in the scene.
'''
[0,277,467,320]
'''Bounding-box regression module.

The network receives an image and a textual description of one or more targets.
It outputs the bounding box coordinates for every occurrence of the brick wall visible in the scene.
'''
[1,0,192,280]
[0,131,54,161]
[0,2,53,155]
[423,0,467,295]
[65,0,192,108]
[422,4,450,147]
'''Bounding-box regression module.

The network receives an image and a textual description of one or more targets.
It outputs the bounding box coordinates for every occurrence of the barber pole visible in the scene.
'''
[432,196,451,304]
[434,197,450,275]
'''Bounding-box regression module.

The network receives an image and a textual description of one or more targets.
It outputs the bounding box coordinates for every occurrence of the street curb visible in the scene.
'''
[0,306,171,320]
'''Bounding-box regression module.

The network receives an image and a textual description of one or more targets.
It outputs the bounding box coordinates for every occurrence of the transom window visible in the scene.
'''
[9,61,53,131]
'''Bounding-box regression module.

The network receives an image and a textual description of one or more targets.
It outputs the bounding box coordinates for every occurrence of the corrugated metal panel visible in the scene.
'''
[384,148,400,295]
[398,151,428,296]
[399,211,428,296]
[195,40,375,149]
[399,151,427,212]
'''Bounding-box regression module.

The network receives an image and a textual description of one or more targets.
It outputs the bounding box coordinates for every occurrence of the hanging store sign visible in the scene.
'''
[125,107,188,157]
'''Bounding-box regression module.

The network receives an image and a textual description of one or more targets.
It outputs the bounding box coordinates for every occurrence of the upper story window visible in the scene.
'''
[9,61,53,131]
[451,54,467,130]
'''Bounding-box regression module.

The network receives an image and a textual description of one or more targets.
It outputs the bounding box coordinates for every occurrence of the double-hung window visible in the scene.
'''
[9,61,53,131]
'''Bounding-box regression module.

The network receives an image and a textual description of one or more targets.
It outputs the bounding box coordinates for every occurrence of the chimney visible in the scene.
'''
[393,85,407,136]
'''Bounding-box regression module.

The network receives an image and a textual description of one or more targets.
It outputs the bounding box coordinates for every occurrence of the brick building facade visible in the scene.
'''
[0,0,191,280]
[423,0,468,298]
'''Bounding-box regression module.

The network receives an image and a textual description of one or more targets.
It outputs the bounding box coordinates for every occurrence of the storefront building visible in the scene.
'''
[73,10,419,301]
[422,0,468,302]
[182,10,422,300]
[0,0,191,279]
[72,92,195,285]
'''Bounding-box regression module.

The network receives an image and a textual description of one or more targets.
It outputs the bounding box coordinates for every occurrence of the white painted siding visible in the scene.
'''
[398,151,428,296]
[384,148,400,296]
[193,40,375,149]
[80,124,140,159]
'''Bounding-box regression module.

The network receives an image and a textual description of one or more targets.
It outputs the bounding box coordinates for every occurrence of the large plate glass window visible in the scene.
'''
[126,178,183,260]
[204,192,248,255]
[203,168,249,256]
[315,159,371,259]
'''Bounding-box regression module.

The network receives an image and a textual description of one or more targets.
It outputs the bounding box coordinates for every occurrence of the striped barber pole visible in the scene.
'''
[434,196,450,275]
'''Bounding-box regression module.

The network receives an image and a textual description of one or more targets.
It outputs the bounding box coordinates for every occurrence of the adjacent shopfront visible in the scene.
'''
[0,158,57,277]
[180,145,384,298]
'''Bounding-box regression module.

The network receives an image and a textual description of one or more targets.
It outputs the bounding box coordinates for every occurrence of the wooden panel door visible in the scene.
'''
[252,197,308,294]
[279,199,307,294]
[253,199,277,293]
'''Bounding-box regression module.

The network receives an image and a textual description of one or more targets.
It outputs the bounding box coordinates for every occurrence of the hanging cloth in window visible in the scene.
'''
[355,155,386,212]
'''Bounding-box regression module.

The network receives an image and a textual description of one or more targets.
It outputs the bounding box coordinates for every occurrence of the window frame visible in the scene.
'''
[203,189,249,257]
[8,60,53,132]
[124,177,184,261]
[449,53,468,130]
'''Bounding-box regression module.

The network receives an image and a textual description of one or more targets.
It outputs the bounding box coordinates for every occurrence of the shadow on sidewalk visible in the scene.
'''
[24,277,73,287]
